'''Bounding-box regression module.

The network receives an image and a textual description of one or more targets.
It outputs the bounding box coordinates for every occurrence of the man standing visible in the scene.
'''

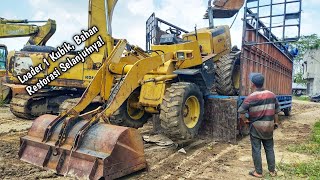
[238,73,280,178]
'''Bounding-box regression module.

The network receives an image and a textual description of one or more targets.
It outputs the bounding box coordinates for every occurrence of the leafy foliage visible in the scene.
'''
[291,34,320,61]
[290,34,320,85]
[293,72,307,85]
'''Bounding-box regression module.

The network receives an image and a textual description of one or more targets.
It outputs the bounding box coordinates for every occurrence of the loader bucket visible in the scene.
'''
[19,114,147,179]
[211,0,245,18]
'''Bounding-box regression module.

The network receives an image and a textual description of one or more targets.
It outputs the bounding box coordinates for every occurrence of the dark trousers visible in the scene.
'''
[250,135,275,174]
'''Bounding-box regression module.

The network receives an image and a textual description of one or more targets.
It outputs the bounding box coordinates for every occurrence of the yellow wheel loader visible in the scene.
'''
[18,0,245,179]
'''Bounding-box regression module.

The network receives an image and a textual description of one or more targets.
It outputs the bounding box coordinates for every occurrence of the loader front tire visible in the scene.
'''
[215,52,240,96]
[160,82,204,139]
[110,90,151,128]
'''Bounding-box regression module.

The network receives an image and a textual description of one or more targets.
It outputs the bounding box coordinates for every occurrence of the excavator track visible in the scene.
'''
[59,97,103,115]
[10,90,83,120]
[10,94,35,119]
[59,97,80,113]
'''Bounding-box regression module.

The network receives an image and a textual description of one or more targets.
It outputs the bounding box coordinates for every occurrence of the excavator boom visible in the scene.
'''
[0,18,56,46]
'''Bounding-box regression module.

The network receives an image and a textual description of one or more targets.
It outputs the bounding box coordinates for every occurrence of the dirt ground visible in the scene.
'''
[0,99,320,180]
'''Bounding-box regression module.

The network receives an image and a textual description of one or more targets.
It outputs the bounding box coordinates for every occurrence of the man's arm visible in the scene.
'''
[240,113,249,124]
[238,97,250,124]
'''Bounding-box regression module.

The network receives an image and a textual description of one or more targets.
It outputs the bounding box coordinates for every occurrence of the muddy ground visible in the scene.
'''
[0,100,319,180]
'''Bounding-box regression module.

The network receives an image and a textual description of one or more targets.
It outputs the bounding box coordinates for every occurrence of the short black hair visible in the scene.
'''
[250,73,264,88]
[255,83,264,88]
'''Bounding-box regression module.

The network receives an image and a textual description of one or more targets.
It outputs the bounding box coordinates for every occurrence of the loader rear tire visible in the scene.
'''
[215,52,240,96]
[110,90,151,128]
[160,82,204,140]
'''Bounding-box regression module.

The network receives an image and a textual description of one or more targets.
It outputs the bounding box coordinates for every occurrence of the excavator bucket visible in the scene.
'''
[19,114,147,179]
[211,0,245,18]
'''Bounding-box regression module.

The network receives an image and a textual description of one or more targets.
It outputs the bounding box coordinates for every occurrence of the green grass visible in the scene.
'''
[287,121,320,156]
[287,143,320,155]
[278,121,320,178]
[277,161,320,179]
[312,122,320,144]
[293,95,311,101]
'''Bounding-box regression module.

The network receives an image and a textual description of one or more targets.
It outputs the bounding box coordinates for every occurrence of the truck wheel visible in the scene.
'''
[110,90,151,128]
[284,107,291,116]
[215,52,240,96]
[160,82,204,139]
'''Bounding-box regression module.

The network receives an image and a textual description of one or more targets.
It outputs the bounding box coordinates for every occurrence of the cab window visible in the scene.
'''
[0,47,6,70]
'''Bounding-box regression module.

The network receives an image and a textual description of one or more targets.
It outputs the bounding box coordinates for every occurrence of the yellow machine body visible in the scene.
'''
[183,26,232,61]
[18,0,245,179]
[0,17,56,103]
[0,18,56,46]
[0,44,10,102]
[5,0,118,119]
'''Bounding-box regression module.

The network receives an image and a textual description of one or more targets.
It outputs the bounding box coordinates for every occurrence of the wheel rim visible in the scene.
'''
[183,96,200,129]
[127,92,144,120]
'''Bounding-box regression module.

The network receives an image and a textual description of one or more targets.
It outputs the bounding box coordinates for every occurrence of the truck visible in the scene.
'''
[146,0,301,142]
[203,0,301,141]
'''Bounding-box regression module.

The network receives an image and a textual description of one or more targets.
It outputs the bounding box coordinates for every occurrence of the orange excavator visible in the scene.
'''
[18,0,245,179]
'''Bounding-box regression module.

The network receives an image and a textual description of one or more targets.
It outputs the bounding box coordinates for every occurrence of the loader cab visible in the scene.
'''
[183,25,232,56]
[159,27,185,45]
[159,34,183,45]
[0,45,7,70]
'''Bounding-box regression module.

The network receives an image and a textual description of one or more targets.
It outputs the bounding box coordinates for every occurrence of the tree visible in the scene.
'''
[290,34,320,85]
[291,34,320,61]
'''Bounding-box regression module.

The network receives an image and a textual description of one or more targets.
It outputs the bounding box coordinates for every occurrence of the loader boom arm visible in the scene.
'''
[86,0,119,63]
[0,18,56,46]
[100,53,173,118]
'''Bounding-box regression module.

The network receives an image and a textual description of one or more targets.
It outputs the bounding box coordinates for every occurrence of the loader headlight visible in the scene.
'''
[175,50,193,60]
[176,52,185,60]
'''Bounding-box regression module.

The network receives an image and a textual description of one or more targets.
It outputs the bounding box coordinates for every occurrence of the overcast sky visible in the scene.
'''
[0,0,319,52]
